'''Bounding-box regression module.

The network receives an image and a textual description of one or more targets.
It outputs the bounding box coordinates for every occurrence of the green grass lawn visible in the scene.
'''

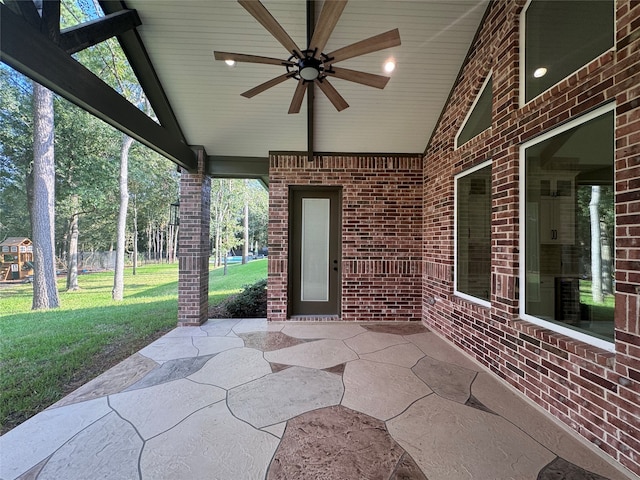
[0,259,266,433]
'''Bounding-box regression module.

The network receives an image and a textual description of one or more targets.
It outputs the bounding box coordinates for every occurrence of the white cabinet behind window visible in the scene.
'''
[538,176,575,244]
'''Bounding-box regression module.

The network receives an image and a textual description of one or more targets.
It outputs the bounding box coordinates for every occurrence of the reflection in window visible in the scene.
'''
[523,108,614,341]
[456,162,491,303]
[457,77,492,147]
[523,0,613,103]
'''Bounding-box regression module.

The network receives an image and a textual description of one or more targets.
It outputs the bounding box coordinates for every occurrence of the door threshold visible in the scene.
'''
[288,315,341,322]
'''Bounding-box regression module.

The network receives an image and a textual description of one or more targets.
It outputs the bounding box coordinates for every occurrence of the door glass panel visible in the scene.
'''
[301,198,330,301]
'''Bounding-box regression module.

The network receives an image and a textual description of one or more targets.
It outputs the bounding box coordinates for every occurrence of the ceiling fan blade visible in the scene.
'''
[237,0,302,57]
[326,28,401,64]
[316,78,349,112]
[288,80,307,114]
[241,73,294,98]
[214,51,294,66]
[325,66,390,89]
[309,0,347,58]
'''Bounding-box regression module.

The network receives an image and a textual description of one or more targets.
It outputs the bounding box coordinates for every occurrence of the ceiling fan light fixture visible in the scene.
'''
[298,55,323,81]
[300,66,319,80]
[225,59,236,67]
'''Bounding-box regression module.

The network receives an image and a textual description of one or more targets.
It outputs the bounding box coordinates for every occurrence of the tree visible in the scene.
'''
[65,194,80,291]
[0,67,33,241]
[112,134,133,300]
[30,82,60,309]
[248,181,268,254]
[210,179,243,273]
[242,180,250,264]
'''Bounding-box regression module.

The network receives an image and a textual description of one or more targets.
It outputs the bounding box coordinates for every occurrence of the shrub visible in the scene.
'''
[223,278,267,318]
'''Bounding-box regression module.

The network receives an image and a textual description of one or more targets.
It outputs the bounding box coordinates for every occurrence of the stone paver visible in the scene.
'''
[407,331,480,370]
[141,400,279,480]
[228,366,343,428]
[125,354,214,390]
[191,335,244,356]
[162,326,208,337]
[231,317,283,334]
[37,412,142,480]
[199,318,238,336]
[268,406,406,480]
[344,331,409,354]
[412,354,477,403]
[471,371,627,479]
[237,331,306,352]
[110,378,226,439]
[342,359,432,421]
[0,398,111,480]
[359,342,425,367]
[264,338,358,369]
[2,320,634,480]
[138,336,199,363]
[188,347,272,389]
[281,322,367,339]
[50,353,158,407]
[387,394,556,480]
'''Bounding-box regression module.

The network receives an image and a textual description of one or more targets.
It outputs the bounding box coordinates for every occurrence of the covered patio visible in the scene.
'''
[1,0,639,477]
[0,319,632,479]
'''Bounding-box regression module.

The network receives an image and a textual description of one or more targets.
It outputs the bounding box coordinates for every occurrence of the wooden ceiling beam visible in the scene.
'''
[98,1,188,146]
[60,9,142,55]
[3,0,40,28]
[0,3,197,171]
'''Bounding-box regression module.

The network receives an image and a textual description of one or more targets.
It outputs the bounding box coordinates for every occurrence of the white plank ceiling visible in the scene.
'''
[127,0,488,157]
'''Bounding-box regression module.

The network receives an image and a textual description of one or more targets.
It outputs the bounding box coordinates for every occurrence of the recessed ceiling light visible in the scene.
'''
[533,67,547,78]
[225,59,236,67]
[384,60,396,74]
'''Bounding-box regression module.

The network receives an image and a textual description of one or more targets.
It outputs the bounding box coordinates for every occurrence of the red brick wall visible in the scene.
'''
[268,153,423,322]
[423,1,640,475]
[178,147,211,326]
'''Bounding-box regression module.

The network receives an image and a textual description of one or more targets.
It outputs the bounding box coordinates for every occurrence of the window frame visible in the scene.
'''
[518,102,616,352]
[455,73,492,149]
[454,159,493,307]
[519,0,615,107]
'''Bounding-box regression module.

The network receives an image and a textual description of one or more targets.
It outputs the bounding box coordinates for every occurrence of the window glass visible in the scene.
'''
[456,163,491,303]
[524,0,613,103]
[457,78,492,147]
[523,110,614,341]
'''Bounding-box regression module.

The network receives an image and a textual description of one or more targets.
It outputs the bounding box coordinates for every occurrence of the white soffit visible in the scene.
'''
[128,0,487,157]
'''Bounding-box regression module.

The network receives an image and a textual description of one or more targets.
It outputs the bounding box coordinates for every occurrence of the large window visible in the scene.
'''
[455,161,492,305]
[522,0,613,103]
[521,104,615,348]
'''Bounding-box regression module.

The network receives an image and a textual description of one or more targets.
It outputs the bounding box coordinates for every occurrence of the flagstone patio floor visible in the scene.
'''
[1,319,635,480]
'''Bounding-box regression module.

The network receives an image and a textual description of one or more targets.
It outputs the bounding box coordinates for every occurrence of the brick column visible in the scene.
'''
[178,147,211,326]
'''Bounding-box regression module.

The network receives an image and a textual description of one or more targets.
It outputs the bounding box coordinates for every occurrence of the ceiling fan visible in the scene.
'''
[214,0,401,114]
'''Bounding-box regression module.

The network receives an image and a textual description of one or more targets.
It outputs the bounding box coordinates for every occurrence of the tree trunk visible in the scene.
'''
[173,225,179,262]
[589,186,603,303]
[242,195,249,264]
[146,224,152,262]
[601,220,612,295]
[159,228,165,262]
[166,224,173,263]
[31,83,60,310]
[66,195,80,291]
[112,134,133,301]
[132,196,138,275]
